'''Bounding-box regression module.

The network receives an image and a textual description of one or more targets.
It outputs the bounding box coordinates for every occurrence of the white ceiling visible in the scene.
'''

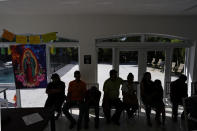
[0,0,197,15]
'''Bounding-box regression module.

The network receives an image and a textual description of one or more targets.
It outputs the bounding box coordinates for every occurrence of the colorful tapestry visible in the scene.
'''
[11,45,47,89]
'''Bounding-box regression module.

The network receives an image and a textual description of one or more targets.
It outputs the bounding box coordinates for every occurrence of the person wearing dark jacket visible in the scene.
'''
[85,86,101,128]
[140,72,155,126]
[153,79,165,125]
[170,74,188,122]
[44,73,66,120]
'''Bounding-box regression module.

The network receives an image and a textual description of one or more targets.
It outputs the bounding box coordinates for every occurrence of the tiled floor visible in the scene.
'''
[44,109,186,131]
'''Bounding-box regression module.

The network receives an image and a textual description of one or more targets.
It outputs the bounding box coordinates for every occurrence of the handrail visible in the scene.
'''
[0,83,15,89]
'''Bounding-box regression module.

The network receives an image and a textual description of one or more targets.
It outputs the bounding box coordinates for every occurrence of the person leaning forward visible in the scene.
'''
[62,71,88,130]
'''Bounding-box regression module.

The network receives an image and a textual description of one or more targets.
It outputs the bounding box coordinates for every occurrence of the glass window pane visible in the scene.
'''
[147,51,165,87]
[119,51,138,81]
[171,48,186,81]
[50,47,79,86]
[96,36,141,42]
[0,47,14,83]
[98,48,112,105]
[0,47,16,107]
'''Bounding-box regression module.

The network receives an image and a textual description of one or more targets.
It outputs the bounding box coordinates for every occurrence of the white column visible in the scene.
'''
[185,48,189,75]
[46,45,50,82]
[164,48,173,98]
[112,48,120,74]
[95,47,98,82]
[79,38,97,83]
[189,42,197,82]
[16,89,21,107]
[188,42,197,96]
[138,49,147,82]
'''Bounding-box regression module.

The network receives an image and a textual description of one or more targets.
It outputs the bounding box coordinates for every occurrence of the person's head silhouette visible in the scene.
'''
[179,74,187,82]
[127,73,134,82]
[74,71,81,81]
[109,69,117,80]
[51,73,60,82]
[142,72,151,82]
[154,79,162,86]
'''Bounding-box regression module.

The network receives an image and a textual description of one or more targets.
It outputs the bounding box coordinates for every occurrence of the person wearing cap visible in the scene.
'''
[102,69,124,125]
[44,73,66,120]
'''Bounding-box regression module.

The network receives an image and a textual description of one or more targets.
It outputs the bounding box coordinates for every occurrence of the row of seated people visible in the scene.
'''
[44,70,138,130]
[44,70,188,130]
[140,72,188,126]
[44,71,100,130]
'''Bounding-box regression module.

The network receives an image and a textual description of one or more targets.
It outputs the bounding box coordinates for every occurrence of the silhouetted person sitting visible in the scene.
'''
[85,86,101,129]
[44,73,66,120]
[122,73,139,119]
[189,95,197,119]
[140,72,154,126]
[153,79,165,126]
[102,69,124,125]
[170,74,188,122]
[62,71,88,130]
[184,95,197,130]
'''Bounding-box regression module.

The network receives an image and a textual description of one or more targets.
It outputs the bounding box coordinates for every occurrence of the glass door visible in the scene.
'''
[146,50,165,87]
[171,48,186,81]
[97,48,112,105]
[119,51,138,81]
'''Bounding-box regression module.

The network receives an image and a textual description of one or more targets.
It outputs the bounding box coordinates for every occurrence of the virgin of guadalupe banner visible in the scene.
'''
[11,45,47,89]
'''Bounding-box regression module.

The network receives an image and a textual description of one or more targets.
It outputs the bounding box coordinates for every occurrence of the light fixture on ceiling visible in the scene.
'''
[121,37,126,41]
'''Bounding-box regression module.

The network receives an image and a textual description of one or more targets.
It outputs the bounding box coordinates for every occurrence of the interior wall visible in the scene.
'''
[0,15,197,83]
